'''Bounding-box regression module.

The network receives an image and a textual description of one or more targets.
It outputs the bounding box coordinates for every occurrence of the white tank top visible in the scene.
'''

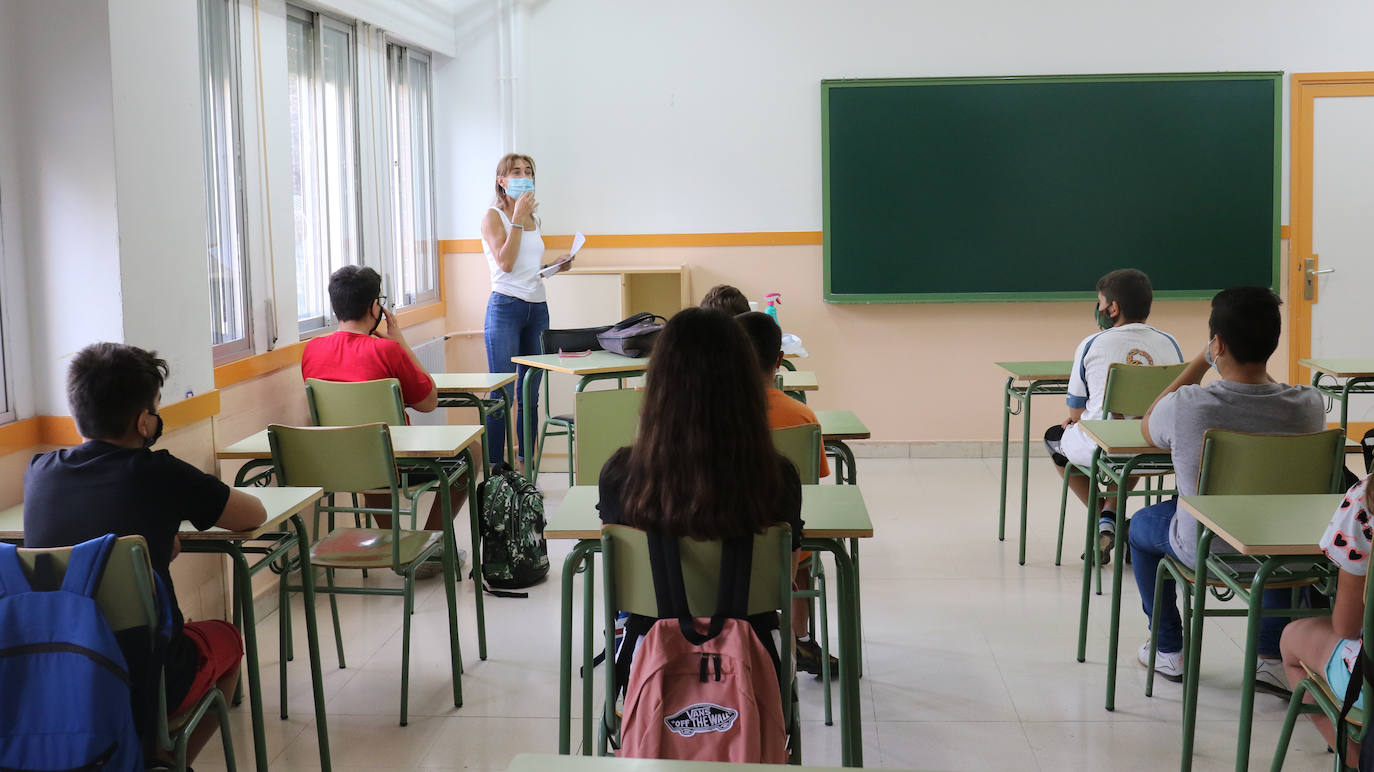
[482,206,547,302]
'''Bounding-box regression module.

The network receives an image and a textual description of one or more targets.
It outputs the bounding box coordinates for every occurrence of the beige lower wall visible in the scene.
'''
[442,241,1291,444]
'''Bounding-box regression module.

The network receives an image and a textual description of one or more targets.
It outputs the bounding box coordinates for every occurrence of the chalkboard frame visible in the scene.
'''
[821,72,1282,304]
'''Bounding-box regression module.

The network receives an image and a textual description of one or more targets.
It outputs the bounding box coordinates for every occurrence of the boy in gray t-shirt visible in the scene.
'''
[1128,287,1325,695]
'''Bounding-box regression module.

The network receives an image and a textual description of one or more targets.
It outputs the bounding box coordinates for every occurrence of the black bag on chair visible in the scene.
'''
[596,313,666,358]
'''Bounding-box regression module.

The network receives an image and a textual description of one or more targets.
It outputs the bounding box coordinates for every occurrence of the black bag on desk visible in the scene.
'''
[542,325,610,355]
[596,313,666,358]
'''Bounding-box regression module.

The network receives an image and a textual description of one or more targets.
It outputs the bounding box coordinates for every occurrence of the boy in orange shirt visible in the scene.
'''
[736,311,836,676]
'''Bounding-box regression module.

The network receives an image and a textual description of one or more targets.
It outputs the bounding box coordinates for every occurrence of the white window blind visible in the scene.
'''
[386,44,438,308]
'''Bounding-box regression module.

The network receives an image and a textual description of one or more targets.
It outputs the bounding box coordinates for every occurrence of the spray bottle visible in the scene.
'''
[764,293,782,325]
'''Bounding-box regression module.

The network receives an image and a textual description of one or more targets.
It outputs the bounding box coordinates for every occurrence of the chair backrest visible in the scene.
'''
[772,424,821,485]
[601,524,793,621]
[11,536,159,635]
[574,389,643,482]
[1101,362,1188,418]
[1197,428,1346,495]
[305,378,407,426]
[268,423,399,494]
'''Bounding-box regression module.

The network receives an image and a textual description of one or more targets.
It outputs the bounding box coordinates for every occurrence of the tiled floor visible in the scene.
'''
[197,457,1341,770]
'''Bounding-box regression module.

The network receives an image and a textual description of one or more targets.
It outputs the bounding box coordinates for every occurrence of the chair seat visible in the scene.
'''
[1164,556,1324,590]
[1301,661,1365,727]
[310,527,441,569]
[549,414,574,426]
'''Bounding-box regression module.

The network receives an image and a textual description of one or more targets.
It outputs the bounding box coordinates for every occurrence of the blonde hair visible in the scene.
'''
[493,153,536,209]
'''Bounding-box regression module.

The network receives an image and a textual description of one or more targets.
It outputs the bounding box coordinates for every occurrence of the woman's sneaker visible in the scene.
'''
[1138,641,1184,682]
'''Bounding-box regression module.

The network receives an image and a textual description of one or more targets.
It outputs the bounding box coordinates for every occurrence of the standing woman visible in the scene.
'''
[481,153,572,469]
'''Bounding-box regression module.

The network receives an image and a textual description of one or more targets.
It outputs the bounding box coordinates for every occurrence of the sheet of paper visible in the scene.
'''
[569,231,586,257]
[538,256,572,278]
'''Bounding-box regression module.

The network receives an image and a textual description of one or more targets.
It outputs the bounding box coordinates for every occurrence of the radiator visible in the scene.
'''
[408,336,446,427]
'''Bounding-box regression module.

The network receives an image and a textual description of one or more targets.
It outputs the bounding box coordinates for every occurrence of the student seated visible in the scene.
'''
[735,310,837,676]
[1044,268,1182,563]
[598,307,804,672]
[300,265,469,574]
[1131,287,1324,692]
[1279,474,1369,760]
[24,343,268,763]
[700,284,751,316]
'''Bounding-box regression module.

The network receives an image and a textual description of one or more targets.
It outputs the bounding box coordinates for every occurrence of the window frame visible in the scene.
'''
[288,4,364,335]
[198,0,255,363]
[0,190,11,426]
[384,42,440,310]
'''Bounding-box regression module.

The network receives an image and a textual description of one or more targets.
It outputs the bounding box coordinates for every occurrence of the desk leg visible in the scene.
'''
[1233,561,1278,772]
[521,369,537,481]
[582,554,596,755]
[559,542,596,755]
[456,452,488,661]
[289,513,333,772]
[1104,470,1131,711]
[227,546,269,772]
[998,377,1013,541]
[1076,448,1102,663]
[1180,531,1215,772]
[806,538,862,767]
[1018,383,1035,564]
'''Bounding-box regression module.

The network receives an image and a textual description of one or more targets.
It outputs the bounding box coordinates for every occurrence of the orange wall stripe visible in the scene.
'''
[0,417,42,456]
[1280,225,1290,240]
[160,390,221,433]
[440,231,824,254]
[36,416,83,446]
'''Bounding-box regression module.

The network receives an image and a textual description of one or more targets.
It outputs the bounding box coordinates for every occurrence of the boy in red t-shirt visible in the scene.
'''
[300,266,468,541]
[736,311,838,677]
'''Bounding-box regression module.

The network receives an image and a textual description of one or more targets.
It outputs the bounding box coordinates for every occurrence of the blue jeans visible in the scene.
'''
[1128,498,1289,656]
[484,292,550,466]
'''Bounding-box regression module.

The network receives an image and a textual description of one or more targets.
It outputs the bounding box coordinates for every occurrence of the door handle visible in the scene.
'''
[1304,256,1334,301]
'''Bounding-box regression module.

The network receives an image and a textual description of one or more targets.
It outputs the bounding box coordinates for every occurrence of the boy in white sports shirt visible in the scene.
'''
[1044,269,1183,564]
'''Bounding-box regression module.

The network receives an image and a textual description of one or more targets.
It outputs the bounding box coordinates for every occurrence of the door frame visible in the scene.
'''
[1288,71,1374,385]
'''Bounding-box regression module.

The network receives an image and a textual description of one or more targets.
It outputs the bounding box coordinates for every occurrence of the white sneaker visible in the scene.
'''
[1138,641,1184,682]
[1254,657,1292,698]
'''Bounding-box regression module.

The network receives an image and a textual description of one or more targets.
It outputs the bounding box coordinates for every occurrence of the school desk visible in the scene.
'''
[511,351,822,481]
[816,409,870,486]
[1300,357,1374,436]
[1072,419,1175,712]
[217,424,487,661]
[1177,494,1342,772]
[432,372,517,478]
[993,361,1073,562]
[1,487,332,772]
[545,485,872,767]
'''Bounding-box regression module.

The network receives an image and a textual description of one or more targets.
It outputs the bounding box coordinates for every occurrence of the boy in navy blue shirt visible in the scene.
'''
[25,342,266,762]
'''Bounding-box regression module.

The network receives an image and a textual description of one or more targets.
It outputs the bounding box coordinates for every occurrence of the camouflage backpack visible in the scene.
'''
[477,463,549,594]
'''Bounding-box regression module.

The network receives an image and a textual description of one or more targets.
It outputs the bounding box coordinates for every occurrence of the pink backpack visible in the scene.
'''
[616,532,789,763]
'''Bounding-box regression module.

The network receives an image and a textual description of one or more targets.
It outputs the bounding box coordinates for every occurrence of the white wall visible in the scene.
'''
[8,0,126,416]
[108,0,217,402]
[432,0,1374,237]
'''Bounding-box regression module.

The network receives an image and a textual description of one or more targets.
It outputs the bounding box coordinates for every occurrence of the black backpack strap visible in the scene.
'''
[1337,644,1371,768]
[0,542,32,597]
[60,534,117,599]
[646,530,730,644]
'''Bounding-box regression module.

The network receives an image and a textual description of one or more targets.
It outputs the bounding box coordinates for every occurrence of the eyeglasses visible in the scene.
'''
[376,295,389,307]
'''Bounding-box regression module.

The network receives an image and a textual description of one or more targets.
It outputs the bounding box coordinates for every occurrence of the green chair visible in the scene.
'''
[13,536,237,771]
[598,524,801,763]
[573,389,643,484]
[1147,428,1346,764]
[1054,362,1187,567]
[1271,561,1374,771]
[305,377,407,426]
[268,423,463,726]
[772,423,835,725]
[533,329,602,484]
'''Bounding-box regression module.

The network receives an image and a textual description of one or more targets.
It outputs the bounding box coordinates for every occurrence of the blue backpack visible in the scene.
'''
[0,534,145,771]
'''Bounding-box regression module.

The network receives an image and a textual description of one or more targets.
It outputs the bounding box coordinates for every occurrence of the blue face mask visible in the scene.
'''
[1204,336,1219,371]
[505,177,534,197]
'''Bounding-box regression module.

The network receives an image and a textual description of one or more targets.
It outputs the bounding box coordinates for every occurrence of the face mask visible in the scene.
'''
[368,297,386,335]
[1093,302,1114,331]
[504,177,534,197]
[144,411,163,448]
[1204,336,1219,371]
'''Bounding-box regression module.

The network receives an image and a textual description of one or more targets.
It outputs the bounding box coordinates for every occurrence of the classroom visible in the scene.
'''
[1,0,1373,770]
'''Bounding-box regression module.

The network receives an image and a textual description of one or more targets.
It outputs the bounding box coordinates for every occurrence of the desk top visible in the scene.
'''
[546,485,874,541]
[780,370,819,392]
[1077,419,1166,455]
[1180,494,1344,556]
[0,486,323,542]
[217,425,483,460]
[432,372,517,393]
[995,360,1074,381]
[816,410,870,440]
[511,351,649,376]
[508,754,911,772]
[1299,358,1374,379]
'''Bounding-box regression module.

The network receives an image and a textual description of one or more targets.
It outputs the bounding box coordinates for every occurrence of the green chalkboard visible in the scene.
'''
[821,73,1281,303]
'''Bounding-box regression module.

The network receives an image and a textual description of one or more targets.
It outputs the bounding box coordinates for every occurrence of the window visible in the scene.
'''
[198,0,253,361]
[385,44,438,308]
[288,7,362,332]
[0,191,10,425]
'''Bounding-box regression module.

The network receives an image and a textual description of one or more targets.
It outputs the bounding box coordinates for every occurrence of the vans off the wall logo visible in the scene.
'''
[663,703,739,737]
